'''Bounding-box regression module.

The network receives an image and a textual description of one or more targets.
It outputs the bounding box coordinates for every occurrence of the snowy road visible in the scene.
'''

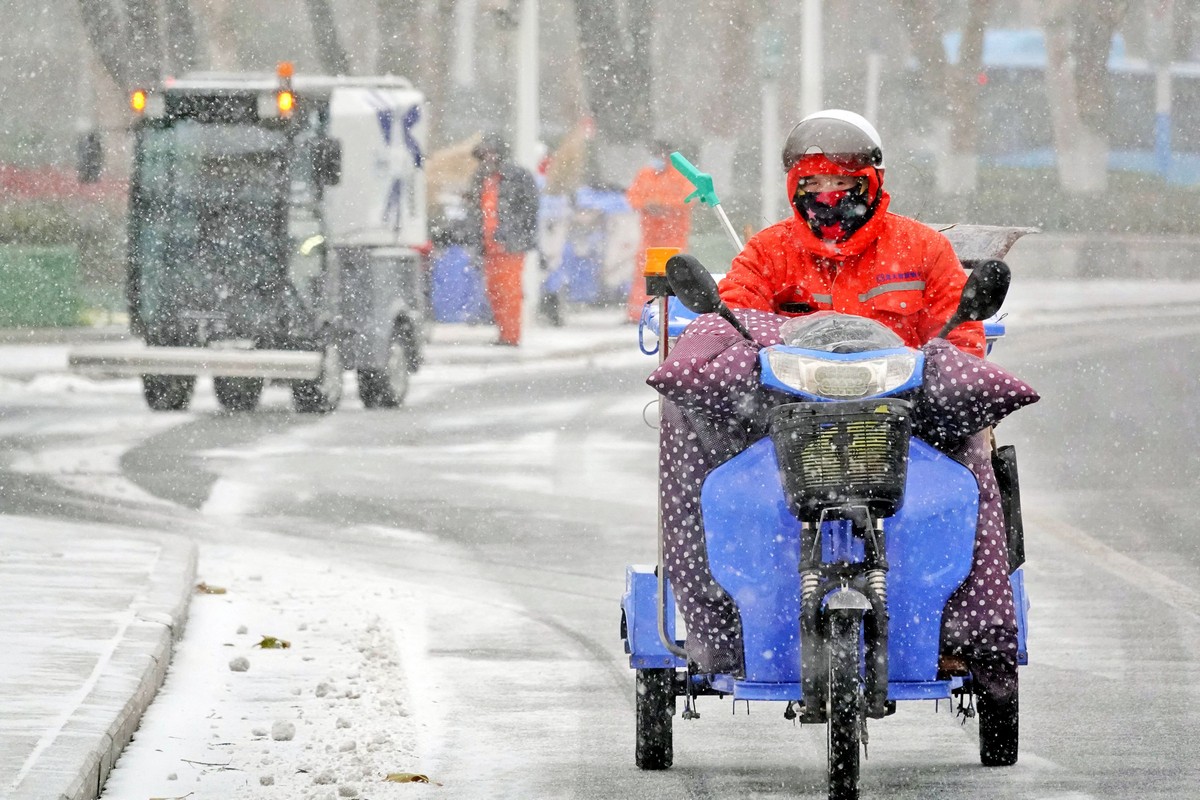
[3,288,1200,798]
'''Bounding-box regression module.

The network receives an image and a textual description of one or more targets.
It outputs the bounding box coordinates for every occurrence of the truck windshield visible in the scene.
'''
[132,121,289,321]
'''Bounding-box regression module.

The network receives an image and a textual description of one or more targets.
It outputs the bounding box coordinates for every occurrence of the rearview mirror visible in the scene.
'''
[666,253,754,341]
[666,254,721,314]
[313,137,342,187]
[936,259,1011,339]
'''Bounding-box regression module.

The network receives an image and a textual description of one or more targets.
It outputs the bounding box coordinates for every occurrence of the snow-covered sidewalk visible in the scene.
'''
[0,519,195,800]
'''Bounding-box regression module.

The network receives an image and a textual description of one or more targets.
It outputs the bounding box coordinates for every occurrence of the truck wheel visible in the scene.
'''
[978,683,1019,766]
[214,377,263,412]
[142,375,195,411]
[358,330,414,409]
[292,345,343,414]
[828,612,864,800]
[635,668,675,770]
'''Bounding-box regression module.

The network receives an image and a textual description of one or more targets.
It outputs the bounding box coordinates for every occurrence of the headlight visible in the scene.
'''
[764,349,920,399]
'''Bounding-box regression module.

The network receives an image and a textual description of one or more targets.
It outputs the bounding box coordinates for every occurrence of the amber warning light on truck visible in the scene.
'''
[277,89,295,115]
[276,61,295,117]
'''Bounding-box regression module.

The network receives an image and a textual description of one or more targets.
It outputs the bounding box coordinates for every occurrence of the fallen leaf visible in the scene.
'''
[195,582,226,595]
[385,772,434,784]
[254,635,291,649]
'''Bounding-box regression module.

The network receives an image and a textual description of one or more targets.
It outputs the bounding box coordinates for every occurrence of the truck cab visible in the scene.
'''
[76,66,429,412]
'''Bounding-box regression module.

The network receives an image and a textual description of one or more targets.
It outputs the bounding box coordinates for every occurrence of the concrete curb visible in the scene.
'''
[11,533,197,800]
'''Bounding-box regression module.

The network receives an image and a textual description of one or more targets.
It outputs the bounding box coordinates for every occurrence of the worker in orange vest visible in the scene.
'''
[464,133,540,346]
[625,140,694,322]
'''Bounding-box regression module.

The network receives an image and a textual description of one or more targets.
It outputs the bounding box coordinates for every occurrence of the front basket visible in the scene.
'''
[768,398,913,522]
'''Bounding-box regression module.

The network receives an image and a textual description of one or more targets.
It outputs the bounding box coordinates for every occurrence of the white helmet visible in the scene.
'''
[782,109,885,172]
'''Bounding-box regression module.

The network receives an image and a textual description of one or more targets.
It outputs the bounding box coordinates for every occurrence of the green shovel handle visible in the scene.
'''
[670,151,720,207]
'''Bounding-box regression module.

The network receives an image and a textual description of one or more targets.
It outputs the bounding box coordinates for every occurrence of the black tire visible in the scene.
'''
[828,612,864,800]
[358,331,414,409]
[142,375,195,411]
[292,344,343,414]
[635,668,675,770]
[978,683,1019,767]
[214,377,263,413]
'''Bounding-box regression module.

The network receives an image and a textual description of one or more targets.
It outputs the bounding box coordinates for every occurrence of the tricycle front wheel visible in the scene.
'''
[828,612,864,800]
[635,668,675,770]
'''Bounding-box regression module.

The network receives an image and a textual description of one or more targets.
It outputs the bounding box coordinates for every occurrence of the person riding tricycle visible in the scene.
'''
[621,110,1040,799]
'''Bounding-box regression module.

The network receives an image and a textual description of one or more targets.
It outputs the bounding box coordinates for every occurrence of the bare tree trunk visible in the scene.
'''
[894,0,947,116]
[378,0,422,77]
[76,0,132,88]
[574,0,651,142]
[194,0,241,71]
[627,0,652,127]
[893,0,960,192]
[304,0,351,75]
[573,0,654,185]
[698,1,756,207]
[419,0,455,146]
[939,0,991,194]
[1043,1,1092,189]
[164,0,202,74]
[1042,0,1127,192]
[126,0,163,87]
[1075,0,1127,132]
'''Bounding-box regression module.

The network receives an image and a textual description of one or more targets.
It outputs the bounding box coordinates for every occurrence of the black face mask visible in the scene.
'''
[794,187,875,241]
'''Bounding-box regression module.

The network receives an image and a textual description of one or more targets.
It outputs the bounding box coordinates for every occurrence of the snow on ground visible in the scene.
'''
[8,288,1200,799]
[98,541,437,800]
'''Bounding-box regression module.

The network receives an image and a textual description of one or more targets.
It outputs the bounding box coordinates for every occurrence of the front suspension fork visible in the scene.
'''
[798,508,892,721]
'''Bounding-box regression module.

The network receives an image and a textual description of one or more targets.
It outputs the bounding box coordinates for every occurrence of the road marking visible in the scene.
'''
[1032,510,1200,621]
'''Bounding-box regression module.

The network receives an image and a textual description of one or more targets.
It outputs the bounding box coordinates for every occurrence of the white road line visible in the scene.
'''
[1031,510,1200,621]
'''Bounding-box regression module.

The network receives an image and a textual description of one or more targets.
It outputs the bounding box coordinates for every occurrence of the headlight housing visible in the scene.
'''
[762,347,922,400]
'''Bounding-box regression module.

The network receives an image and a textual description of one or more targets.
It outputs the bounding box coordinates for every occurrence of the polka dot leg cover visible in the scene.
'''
[940,432,1019,700]
[659,399,749,675]
[648,311,1035,693]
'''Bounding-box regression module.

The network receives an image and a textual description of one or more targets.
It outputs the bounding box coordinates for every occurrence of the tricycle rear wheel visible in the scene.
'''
[635,668,675,770]
[828,612,863,800]
[978,681,1019,766]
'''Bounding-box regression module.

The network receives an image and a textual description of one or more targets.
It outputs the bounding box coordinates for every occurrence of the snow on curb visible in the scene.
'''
[6,525,197,800]
[98,541,429,799]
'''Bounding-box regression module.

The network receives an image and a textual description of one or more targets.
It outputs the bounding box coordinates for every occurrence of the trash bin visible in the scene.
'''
[430,245,492,324]
[0,245,81,327]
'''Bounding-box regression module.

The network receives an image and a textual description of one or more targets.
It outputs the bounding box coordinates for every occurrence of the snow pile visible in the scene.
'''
[99,544,432,800]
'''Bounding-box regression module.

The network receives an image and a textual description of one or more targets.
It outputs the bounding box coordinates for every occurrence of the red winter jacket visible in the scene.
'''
[718,191,984,358]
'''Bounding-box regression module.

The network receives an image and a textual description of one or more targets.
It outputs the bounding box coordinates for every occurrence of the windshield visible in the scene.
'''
[131,121,289,324]
[779,311,906,353]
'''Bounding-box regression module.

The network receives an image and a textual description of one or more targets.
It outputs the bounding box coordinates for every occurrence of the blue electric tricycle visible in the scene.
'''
[621,253,1030,799]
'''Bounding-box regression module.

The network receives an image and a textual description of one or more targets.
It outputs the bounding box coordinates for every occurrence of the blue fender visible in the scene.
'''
[622,565,687,669]
[702,437,980,690]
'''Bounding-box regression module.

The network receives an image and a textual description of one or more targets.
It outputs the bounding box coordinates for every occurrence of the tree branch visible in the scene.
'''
[303,0,351,75]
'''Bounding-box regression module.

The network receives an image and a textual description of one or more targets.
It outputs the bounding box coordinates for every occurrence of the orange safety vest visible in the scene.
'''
[626,166,693,249]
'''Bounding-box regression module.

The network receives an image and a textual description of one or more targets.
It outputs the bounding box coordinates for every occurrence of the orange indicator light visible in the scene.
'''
[644,246,680,277]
